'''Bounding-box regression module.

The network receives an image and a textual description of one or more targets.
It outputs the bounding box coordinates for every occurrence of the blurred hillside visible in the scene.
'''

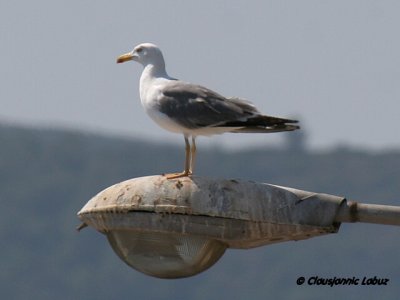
[1,123,399,300]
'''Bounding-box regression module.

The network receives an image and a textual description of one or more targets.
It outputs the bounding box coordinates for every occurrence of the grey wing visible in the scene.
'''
[159,81,259,129]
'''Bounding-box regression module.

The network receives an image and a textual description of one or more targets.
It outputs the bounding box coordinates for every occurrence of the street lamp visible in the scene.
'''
[77,175,400,279]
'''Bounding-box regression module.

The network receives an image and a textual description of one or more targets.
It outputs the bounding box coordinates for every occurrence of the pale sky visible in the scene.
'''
[1,1,399,150]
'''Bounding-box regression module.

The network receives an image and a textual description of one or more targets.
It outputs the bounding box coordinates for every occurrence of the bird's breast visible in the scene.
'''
[139,79,184,134]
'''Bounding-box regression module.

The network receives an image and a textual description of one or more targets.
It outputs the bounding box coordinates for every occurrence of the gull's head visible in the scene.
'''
[117,43,164,67]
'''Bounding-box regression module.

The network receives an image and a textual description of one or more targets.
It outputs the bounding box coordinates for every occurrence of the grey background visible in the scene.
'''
[1,0,399,150]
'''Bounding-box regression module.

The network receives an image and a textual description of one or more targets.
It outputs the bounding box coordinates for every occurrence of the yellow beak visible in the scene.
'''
[116,52,134,63]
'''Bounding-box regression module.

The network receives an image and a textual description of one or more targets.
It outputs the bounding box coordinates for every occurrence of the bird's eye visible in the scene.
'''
[136,47,143,53]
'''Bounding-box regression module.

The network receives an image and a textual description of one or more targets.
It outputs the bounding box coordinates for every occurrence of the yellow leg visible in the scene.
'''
[164,135,192,179]
[190,137,196,174]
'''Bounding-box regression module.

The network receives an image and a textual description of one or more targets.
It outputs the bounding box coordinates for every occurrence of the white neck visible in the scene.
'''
[139,63,171,104]
[141,62,168,79]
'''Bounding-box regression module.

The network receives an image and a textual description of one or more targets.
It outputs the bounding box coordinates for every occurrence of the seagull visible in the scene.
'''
[117,43,299,179]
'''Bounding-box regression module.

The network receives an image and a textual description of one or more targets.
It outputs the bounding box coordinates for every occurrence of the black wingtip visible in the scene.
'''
[231,123,300,133]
